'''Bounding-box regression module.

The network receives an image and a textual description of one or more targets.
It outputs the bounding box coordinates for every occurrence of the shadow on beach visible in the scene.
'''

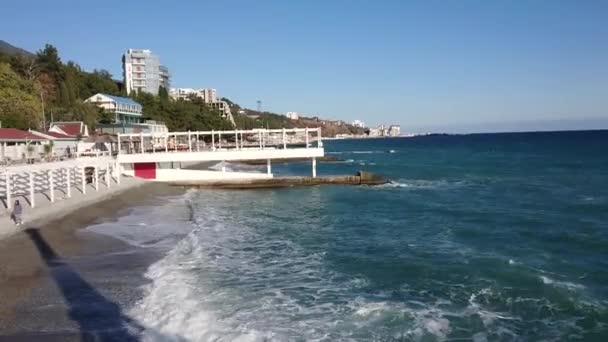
[23,228,144,341]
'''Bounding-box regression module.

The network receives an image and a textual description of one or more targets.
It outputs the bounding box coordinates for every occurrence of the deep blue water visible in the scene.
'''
[130,130,608,341]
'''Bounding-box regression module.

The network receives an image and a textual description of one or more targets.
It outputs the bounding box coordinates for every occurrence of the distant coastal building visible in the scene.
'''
[285,112,300,120]
[84,93,143,124]
[352,120,366,128]
[168,87,234,125]
[123,49,170,95]
[388,125,401,137]
[367,124,401,137]
[169,88,217,103]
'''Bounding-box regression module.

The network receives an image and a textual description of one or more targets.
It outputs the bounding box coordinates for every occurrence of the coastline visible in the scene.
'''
[0,177,147,241]
[0,181,187,338]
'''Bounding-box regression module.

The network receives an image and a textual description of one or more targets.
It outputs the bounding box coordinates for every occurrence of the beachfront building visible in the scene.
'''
[123,49,170,95]
[0,128,49,163]
[48,121,89,138]
[29,121,90,157]
[85,93,143,124]
[96,120,168,135]
[285,112,300,120]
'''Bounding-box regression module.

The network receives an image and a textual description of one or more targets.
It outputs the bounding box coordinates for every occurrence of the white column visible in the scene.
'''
[94,166,99,191]
[312,157,317,178]
[188,131,192,152]
[81,167,86,194]
[165,134,168,153]
[259,131,262,149]
[305,127,309,148]
[5,171,11,210]
[66,167,71,198]
[234,130,238,150]
[196,133,200,152]
[212,130,216,151]
[140,133,144,153]
[218,132,222,149]
[29,172,35,208]
[106,163,111,188]
[49,169,55,203]
[282,128,287,149]
[267,159,272,176]
[318,128,323,147]
[115,162,121,184]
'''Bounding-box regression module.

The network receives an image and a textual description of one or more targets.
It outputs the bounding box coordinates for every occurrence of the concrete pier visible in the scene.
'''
[168,171,388,189]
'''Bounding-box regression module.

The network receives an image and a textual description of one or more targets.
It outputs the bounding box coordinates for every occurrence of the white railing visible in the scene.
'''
[116,128,323,155]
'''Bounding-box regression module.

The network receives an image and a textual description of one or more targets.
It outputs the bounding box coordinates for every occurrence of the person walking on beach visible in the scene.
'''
[12,200,23,226]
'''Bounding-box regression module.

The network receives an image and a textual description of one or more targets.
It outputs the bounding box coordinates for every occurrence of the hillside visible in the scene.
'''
[0,40,34,57]
[226,99,365,137]
[0,41,361,136]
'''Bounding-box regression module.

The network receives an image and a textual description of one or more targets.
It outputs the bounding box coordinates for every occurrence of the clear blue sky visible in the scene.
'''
[2,0,607,133]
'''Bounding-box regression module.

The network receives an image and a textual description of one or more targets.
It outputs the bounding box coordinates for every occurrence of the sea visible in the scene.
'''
[88,130,608,341]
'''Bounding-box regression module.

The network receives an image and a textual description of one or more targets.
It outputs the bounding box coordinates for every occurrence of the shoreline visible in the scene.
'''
[0,181,186,338]
[0,176,147,241]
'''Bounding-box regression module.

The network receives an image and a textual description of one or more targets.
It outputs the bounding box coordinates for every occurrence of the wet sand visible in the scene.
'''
[0,182,185,340]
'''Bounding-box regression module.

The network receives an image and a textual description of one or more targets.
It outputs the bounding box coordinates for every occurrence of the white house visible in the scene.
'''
[285,112,300,120]
[84,93,143,124]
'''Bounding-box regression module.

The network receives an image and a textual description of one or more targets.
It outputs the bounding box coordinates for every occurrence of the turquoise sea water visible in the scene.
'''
[127,131,608,341]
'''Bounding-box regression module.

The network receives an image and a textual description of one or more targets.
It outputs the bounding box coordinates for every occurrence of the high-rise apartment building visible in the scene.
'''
[123,49,170,95]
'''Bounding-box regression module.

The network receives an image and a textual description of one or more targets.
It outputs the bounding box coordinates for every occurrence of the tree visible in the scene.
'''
[0,63,43,129]
[36,44,62,78]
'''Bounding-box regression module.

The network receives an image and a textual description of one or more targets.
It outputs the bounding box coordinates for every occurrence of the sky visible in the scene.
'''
[1,0,607,133]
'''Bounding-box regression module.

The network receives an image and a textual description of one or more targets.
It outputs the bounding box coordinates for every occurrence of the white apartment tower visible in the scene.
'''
[123,49,170,95]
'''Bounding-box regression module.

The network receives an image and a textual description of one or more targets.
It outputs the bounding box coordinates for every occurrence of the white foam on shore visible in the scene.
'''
[86,191,195,248]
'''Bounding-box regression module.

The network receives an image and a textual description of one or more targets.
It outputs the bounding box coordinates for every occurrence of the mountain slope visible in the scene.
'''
[0,40,34,57]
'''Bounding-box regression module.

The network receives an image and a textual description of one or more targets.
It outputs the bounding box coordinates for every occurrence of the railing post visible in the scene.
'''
[94,166,99,191]
[165,134,168,153]
[218,132,222,149]
[49,169,54,203]
[5,171,11,210]
[196,133,200,152]
[106,163,111,188]
[259,131,262,150]
[115,162,121,184]
[81,166,86,194]
[29,172,35,208]
[267,159,271,176]
[305,127,309,148]
[235,129,238,150]
[312,157,317,178]
[212,130,216,151]
[188,131,192,152]
[117,134,121,155]
[318,128,323,147]
[66,167,71,198]
[282,128,286,149]
[140,132,144,153]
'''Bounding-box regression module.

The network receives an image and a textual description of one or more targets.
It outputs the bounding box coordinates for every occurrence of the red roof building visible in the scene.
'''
[0,128,48,142]
[49,121,89,137]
